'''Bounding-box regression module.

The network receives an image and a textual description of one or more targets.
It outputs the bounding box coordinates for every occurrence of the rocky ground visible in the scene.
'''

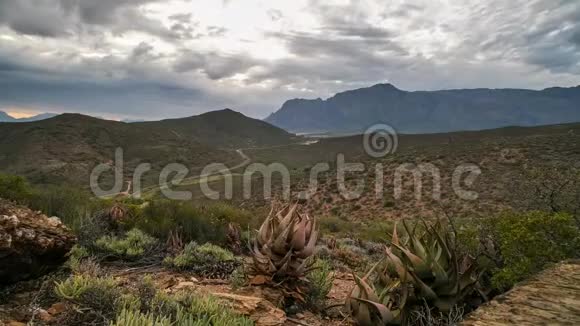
[0,263,356,326]
[462,260,580,325]
[0,199,75,285]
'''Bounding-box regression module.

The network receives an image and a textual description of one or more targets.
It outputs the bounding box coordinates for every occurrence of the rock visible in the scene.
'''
[0,199,76,285]
[5,321,27,326]
[46,302,67,316]
[174,281,196,290]
[213,292,286,326]
[35,309,52,323]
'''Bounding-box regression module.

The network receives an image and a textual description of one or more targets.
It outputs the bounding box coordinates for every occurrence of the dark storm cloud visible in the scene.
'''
[0,63,222,119]
[465,0,580,73]
[59,0,159,25]
[0,0,579,120]
[0,0,71,37]
[173,51,258,80]
[571,30,580,46]
[0,0,191,41]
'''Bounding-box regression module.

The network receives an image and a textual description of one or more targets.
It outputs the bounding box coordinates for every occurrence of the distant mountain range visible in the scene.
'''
[265,84,580,134]
[0,110,58,122]
[0,109,296,186]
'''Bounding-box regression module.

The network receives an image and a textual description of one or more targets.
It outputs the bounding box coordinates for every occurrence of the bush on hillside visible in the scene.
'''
[0,174,32,203]
[164,242,239,278]
[54,274,122,324]
[306,258,334,311]
[490,211,580,290]
[95,228,158,260]
[125,200,255,246]
[54,274,253,326]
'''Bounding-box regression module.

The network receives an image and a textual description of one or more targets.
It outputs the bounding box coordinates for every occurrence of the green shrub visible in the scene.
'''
[95,228,158,259]
[111,309,172,326]
[319,215,350,234]
[0,173,108,232]
[0,174,32,202]
[55,275,122,323]
[229,265,248,289]
[490,211,580,290]
[67,245,90,271]
[127,200,255,246]
[111,295,254,326]
[164,242,238,278]
[55,274,254,326]
[306,258,334,310]
[131,291,253,326]
[165,242,234,268]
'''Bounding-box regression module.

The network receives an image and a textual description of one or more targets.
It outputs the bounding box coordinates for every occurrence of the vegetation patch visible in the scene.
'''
[164,242,239,279]
[95,228,159,260]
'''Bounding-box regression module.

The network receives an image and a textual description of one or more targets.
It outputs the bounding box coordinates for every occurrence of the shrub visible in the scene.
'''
[229,265,248,289]
[0,173,108,232]
[490,211,580,290]
[331,246,369,271]
[27,185,105,230]
[0,174,32,203]
[67,245,90,271]
[148,292,253,326]
[54,275,122,324]
[55,275,254,326]
[111,309,172,326]
[306,258,334,310]
[95,228,158,260]
[127,200,255,246]
[319,215,350,234]
[164,242,238,278]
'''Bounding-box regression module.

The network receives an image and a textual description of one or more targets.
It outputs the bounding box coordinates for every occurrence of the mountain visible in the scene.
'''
[0,109,296,186]
[0,111,13,122]
[0,110,57,122]
[138,108,297,148]
[265,84,580,133]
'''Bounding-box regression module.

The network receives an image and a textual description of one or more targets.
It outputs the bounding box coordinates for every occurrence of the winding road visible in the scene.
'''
[105,139,319,199]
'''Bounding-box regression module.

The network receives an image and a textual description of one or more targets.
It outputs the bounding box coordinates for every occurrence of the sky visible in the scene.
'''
[0,0,579,121]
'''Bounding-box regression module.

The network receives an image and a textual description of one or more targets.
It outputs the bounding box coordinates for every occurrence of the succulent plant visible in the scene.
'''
[346,220,483,325]
[249,203,318,298]
[346,263,403,326]
[384,220,480,312]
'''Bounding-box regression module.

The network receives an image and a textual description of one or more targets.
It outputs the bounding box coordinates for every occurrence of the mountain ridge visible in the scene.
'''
[0,110,58,122]
[0,108,296,186]
[265,83,580,133]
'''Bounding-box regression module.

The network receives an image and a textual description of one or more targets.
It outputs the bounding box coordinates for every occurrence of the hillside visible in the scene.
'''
[265,83,580,133]
[138,108,297,149]
[237,122,580,220]
[0,109,295,187]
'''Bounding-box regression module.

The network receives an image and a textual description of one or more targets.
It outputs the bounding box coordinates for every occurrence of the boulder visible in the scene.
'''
[0,199,76,285]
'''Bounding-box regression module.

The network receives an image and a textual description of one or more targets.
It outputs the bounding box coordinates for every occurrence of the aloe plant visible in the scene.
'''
[347,220,483,325]
[347,263,403,326]
[385,220,480,312]
[250,203,318,300]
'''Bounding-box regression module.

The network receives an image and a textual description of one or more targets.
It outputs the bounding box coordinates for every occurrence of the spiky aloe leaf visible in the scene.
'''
[353,297,397,325]
[296,226,318,258]
[290,218,307,250]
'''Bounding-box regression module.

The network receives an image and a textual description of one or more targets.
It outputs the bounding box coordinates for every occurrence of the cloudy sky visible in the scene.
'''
[0,0,579,120]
